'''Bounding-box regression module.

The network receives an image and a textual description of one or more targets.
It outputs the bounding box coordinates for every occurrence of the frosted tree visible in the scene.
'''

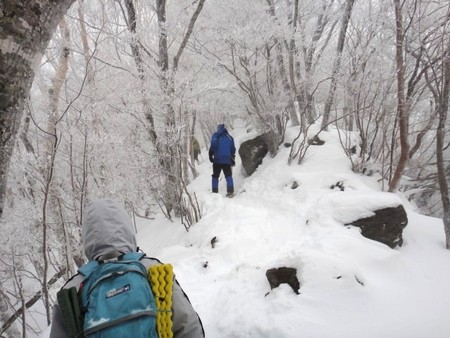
[0,0,74,218]
[0,1,74,335]
[299,0,339,125]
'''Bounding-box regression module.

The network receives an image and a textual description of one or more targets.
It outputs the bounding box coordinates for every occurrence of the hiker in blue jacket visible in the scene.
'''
[208,124,236,196]
[50,198,205,338]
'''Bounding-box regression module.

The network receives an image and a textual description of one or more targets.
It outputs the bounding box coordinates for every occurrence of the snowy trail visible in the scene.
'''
[134,126,450,338]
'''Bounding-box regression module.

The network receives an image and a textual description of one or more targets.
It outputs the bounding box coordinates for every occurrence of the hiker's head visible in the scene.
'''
[82,198,137,261]
[217,124,226,132]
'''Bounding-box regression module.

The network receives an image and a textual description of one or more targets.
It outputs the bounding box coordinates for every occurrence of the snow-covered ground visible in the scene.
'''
[138,125,450,338]
[41,124,450,337]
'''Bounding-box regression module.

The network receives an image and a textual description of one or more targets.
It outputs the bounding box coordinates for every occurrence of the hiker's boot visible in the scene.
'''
[226,187,234,197]
[225,176,234,197]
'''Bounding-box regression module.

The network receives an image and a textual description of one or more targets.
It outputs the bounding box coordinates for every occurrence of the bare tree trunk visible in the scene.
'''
[172,0,207,71]
[0,0,74,219]
[39,18,72,324]
[302,0,336,124]
[42,132,59,325]
[156,0,206,216]
[77,0,95,84]
[287,0,302,128]
[389,0,410,192]
[70,131,88,269]
[67,133,86,271]
[189,111,199,178]
[11,255,26,338]
[48,17,71,138]
[123,0,159,146]
[156,0,179,215]
[436,47,450,248]
[266,0,300,126]
[321,0,356,130]
[157,0,169,73]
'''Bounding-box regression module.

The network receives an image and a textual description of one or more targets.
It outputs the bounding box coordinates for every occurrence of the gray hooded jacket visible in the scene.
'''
[50,198,204,338]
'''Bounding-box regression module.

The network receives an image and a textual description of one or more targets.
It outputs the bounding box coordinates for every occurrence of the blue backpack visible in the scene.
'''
[78,252,158,337]
[210,131,235,165]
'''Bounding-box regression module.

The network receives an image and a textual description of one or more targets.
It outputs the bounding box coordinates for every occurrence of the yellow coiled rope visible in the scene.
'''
[148,264,174,338]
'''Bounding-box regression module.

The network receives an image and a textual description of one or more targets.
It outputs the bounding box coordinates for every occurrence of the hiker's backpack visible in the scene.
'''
[57,252,174,338]
[78,252,158,337]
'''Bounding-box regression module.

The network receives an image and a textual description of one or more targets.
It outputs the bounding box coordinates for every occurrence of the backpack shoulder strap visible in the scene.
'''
[122,252,145,261]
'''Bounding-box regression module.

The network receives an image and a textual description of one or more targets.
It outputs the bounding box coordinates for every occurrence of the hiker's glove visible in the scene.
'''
[231,155,236,166]
[209,151,214,163]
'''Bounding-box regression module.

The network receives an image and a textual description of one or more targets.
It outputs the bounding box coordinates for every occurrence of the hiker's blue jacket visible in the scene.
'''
[209,125,236,165]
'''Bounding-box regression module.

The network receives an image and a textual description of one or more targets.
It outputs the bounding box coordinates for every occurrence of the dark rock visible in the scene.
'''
[238,134,269,176]
[347,205,408,248]
[211,236,218,248]
[362,168,374,176]
[308,135,325,145]
[291,181,299,189]
[284,143,292,148]
[330,181,345,191]
[266,267,300,294]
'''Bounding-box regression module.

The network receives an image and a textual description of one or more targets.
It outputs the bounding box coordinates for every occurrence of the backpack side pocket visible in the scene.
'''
[57,287,83,338]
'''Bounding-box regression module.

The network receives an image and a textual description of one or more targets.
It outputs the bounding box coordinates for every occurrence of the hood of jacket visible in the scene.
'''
[216,124,227,135]
[82,198,137,261]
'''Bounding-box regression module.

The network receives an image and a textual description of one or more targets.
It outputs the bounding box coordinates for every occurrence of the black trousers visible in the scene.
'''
[212,163,234,192]
[212,163,232,178]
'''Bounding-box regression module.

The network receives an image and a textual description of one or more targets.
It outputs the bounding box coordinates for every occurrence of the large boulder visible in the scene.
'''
[238,135,269,176]
[346,205,408,248]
